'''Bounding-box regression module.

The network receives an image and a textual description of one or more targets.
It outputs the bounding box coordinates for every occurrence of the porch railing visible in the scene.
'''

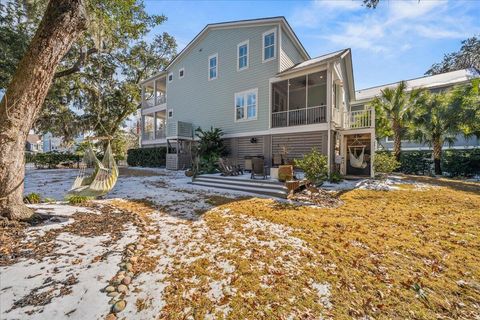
[343,108,374,129]
[142,94,167,108]
[142,131,154,141]
[155,128,166,139]
[271,105,326,128]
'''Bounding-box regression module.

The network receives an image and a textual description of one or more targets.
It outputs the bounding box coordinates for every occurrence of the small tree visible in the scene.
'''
[294,148,328,186]
[374,152,400,178]
[409,90,463,175]
[195,127,226,174]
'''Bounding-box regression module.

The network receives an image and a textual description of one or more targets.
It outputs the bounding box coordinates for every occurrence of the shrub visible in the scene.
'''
[374,152,400,176]
[278,165,294,182]
[397,149,480,177]
[329,171,343,183]
[33,152,80,169]
[195,127,227,174]
[66,195,93,205]
[127,147,166,167]
[24,193,41,204]
[294,148,328,185]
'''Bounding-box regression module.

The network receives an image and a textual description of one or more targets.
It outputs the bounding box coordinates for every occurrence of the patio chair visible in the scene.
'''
[251,158,268,180]
[226,158,243,175]
[272,154,282,166]
[218,158,240,176]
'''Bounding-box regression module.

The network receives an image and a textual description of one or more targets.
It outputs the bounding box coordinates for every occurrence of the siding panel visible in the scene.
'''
[272,131,327,162]
[280,27,305,72]
[167,25,281,136]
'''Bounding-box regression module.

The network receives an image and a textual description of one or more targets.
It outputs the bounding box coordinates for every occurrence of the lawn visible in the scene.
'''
[1,168,479,319]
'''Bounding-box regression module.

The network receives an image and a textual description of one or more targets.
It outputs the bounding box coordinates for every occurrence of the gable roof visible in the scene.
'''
[355,68,480,102]
[26,134,41,144]
[166,16,310,70]
[277,49,348,76]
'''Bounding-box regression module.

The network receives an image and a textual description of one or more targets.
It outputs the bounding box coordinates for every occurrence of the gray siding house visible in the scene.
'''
[352,68,480,151]
[139,17,376,176]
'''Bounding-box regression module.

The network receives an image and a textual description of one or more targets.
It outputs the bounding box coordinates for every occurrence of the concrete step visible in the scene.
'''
[192,179,287,198]
[194,176,286,191]
[196,174,283,185]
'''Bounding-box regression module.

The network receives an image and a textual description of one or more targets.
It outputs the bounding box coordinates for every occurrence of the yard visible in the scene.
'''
[1,167,479,319]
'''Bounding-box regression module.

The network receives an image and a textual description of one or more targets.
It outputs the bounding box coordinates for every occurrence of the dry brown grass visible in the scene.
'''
[217,184,480,319]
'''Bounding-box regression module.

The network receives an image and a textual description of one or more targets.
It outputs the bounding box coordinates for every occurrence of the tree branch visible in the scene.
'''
[54,48,98,79]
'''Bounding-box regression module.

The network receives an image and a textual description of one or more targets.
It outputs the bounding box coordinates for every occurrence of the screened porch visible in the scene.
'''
[271,70,327,128]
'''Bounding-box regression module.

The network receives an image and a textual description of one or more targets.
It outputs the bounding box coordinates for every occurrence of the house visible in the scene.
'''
[25,134,43,154]
[353,68,480,151]
[42,132,85,153]
[140,17,375,177]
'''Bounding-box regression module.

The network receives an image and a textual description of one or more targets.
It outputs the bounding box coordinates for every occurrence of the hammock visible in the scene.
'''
[67,141,118,198]
[348,146,368,169]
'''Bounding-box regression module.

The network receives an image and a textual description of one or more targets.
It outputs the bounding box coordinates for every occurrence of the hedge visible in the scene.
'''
[127,147,167,167]
[380,148,480,177]
[31,152,81,169]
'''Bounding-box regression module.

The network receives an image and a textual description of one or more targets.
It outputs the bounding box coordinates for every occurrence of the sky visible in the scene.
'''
[145,0,480,90]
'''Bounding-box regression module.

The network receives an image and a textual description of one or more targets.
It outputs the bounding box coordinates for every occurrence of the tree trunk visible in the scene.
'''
[432,137,442,176]
[0,0,87,220]
[392,120,402,161]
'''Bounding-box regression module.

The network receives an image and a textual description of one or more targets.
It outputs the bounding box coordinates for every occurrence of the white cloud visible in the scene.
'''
[297,0,478,55]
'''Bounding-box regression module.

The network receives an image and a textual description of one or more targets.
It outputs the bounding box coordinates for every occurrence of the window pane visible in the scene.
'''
[239,56,247,69]
[210,57,216,68]
[264,46,274,60]
[236,106,244,120]
[247,93,256,106]
[210,67,216,79]
[247,105,256,118]
[236,96,244,108]
[264,33,274,46]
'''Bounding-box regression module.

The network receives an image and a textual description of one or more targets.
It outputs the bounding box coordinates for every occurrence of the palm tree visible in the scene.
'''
[409,90,459,175]
[370,81,418,160]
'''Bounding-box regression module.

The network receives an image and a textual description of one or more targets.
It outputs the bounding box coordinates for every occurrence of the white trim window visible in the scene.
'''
[179,67,185,79]
[168,72,173,83]
[237,40,249,71]
[235,88,258,122]
[262,28,276,62]
[168,109,173,118]
[208,53,218,80]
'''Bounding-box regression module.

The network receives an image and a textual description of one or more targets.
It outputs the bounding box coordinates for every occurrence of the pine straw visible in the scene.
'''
[215,183,480,319]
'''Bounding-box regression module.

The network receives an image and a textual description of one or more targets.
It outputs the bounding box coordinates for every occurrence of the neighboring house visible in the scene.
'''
[353,68,480,151]
[140,17,375,177]
[42,132,84,153]
[25,134,43,154]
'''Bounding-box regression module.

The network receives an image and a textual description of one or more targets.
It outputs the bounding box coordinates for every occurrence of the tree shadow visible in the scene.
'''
[402,174,480,196]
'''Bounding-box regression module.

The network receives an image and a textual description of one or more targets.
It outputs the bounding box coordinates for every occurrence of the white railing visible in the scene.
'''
[155,128,166,139]
[271,105,326,128]
[142,94,167,108]
[343,108,374,129]
[332,108,341,126]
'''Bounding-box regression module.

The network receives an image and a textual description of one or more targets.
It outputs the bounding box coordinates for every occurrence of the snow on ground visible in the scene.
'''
[8,167,433,319]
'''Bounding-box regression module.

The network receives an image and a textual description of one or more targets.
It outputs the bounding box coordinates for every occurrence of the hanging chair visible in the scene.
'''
[348,135,368,169]
[67,140,118,198]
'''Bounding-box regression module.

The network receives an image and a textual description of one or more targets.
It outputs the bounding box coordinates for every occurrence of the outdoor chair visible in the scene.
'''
[272,154,282,166]
[251,158,268,180]
[226,158,243,175]
[218,158,241,176]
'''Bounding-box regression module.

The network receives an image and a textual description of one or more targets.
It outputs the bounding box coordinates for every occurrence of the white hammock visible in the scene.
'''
[348,146,368,169]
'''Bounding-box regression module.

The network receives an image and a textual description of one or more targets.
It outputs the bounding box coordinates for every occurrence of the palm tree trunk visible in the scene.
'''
[0,0,87,220]
[432,137,442,175]
[392,120,402,161]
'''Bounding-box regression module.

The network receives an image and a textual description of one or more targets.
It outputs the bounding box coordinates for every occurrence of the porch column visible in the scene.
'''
[326,63,333,176]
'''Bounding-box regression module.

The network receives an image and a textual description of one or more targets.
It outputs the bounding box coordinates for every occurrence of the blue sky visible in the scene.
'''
[145,0,480,90]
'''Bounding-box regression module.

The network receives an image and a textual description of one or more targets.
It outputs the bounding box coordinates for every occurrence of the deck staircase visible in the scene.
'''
[192,175,288,198]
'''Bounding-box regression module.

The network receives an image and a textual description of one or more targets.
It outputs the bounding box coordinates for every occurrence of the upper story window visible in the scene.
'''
[262,29,276,62]
[179,68,185,79]
[168,72,173,83]
[208,53,218,80]
[237,40,249,71]
[235,88,258,122]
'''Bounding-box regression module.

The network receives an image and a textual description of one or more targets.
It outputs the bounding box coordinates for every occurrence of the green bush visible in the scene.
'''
[294,148,328,185]
[398,149,480,177]
[66,195,93,205]
[32,152,80,169]
[195,127,227,174]
[329,171,343,183]
[374,152,400,176]
[24,193,41,204]
[126,147,166,167]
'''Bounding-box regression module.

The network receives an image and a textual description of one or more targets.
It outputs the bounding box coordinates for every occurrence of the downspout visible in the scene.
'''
[326,63,332,178]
